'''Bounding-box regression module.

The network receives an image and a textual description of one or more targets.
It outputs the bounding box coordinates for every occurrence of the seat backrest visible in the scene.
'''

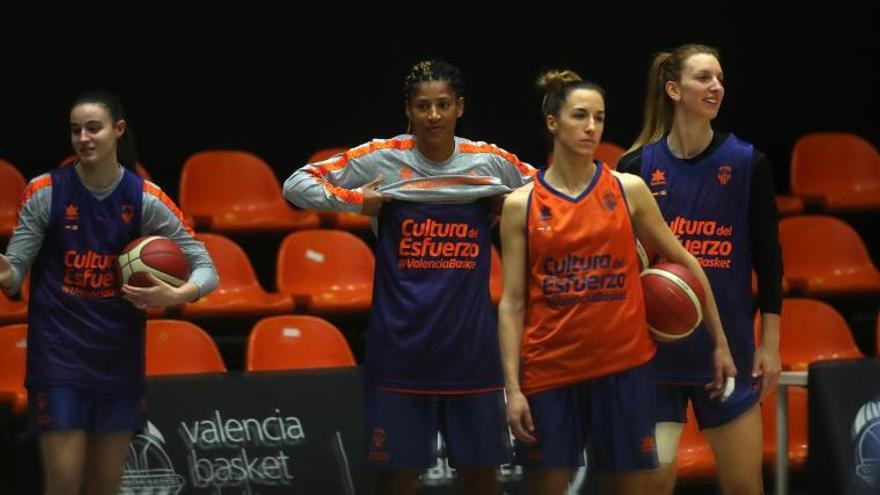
[276,230,375,295]
[179,151,285,216]
[791,132,880,197]
[545,141,626,169]
[195,233,263,290]
[0,159,26,217]
[0,324,27,398]
[146,320,226,376]
[779,216,877,277]
[246,315,355,371]
[755,298,863,370]
[595,141,626,169]
[308,147,348,164]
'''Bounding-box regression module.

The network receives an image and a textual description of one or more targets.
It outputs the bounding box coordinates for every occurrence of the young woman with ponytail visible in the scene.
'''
[0,90,217,495]
[619,44,783,495]
[499,69,734,495]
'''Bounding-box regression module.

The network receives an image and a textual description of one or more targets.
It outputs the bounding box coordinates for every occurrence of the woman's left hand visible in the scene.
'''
[706,343,737,399]
[753,345,782,399]
[121,274,197,309]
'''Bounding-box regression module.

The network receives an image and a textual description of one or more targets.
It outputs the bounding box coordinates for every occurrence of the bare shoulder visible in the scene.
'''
[612,171,649,195]
[612,170,646,187]
[504,182,533,210]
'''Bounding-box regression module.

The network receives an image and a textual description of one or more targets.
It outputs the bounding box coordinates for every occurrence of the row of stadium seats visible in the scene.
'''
[0,230,505,324]
[2,211,876,327]
[2,299,878,479]
[2,132,877,242]
[0,315,356,416]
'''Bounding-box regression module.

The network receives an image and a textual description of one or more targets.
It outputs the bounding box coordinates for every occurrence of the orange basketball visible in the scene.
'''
[635,238,658,272]
[640,262,705,341]
[117,236,190,288]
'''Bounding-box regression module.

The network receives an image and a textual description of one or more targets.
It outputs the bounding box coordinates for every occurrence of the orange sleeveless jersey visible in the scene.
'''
[522,165,656,395]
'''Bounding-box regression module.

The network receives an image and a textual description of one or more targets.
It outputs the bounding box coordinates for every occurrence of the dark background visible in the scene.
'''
[1,3,877,198]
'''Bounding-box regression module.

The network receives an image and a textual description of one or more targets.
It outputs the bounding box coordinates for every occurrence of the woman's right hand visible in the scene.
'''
[0,254,13,289]
[360,176,391,216]
[506,390,538,445]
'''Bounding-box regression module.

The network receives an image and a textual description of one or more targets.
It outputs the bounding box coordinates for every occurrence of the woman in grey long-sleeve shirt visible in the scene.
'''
[0,90,217,495]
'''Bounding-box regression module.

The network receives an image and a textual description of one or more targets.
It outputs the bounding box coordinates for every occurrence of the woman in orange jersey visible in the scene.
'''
[497,70,736,495]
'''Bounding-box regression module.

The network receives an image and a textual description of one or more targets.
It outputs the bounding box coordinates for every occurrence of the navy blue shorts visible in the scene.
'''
[656,376,761,429]
[365,388,510,469]
[515,362,659,471]
[29,387,144,433]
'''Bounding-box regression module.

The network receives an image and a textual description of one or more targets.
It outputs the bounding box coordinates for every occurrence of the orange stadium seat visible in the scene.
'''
[0,159,26,241]
[761,387,809,470]
[0,290,27,326]
[179,150,320,233]
[246,315,355,371]
[790,132,880,210]
[308,147,348,163]
[754,298,864,372]
[750,270,790,298]
[753,298,862,471]
[595,141,626,169]
[145,320,226,376]
[0,324,28,415]
[276,230,374,314]
[546,141,626,169]
[675,403,716,480]
[779,216,880,296]
[180,234,293,318]
[774,195,804,216]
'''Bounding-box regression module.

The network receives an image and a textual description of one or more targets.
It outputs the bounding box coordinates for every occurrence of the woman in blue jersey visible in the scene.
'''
[284,60,534,495]
[0,91,217,495]
[618,44,783,494]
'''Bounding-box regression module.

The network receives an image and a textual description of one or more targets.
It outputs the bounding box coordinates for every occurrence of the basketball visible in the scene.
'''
[117,236,190,288]
[635,238,658,272]
[640,262,705,341]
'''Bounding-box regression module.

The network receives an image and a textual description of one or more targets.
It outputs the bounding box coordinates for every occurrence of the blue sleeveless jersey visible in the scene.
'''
[639,135,755,384]
[27,166,146,393]
[365,200,500,392]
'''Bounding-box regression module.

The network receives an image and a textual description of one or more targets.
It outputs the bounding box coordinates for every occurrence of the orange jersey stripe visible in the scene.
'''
[311,138,417,205]
[143,181,194,235]
[459,142,536,178]
[16,176,53,226]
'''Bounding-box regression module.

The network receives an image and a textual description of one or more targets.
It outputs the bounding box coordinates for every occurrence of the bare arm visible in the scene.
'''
[498,185,537,444]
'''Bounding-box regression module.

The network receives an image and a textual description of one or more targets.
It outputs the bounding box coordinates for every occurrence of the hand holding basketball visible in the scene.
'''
[120,272,192,309]
[118,236,195,308]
